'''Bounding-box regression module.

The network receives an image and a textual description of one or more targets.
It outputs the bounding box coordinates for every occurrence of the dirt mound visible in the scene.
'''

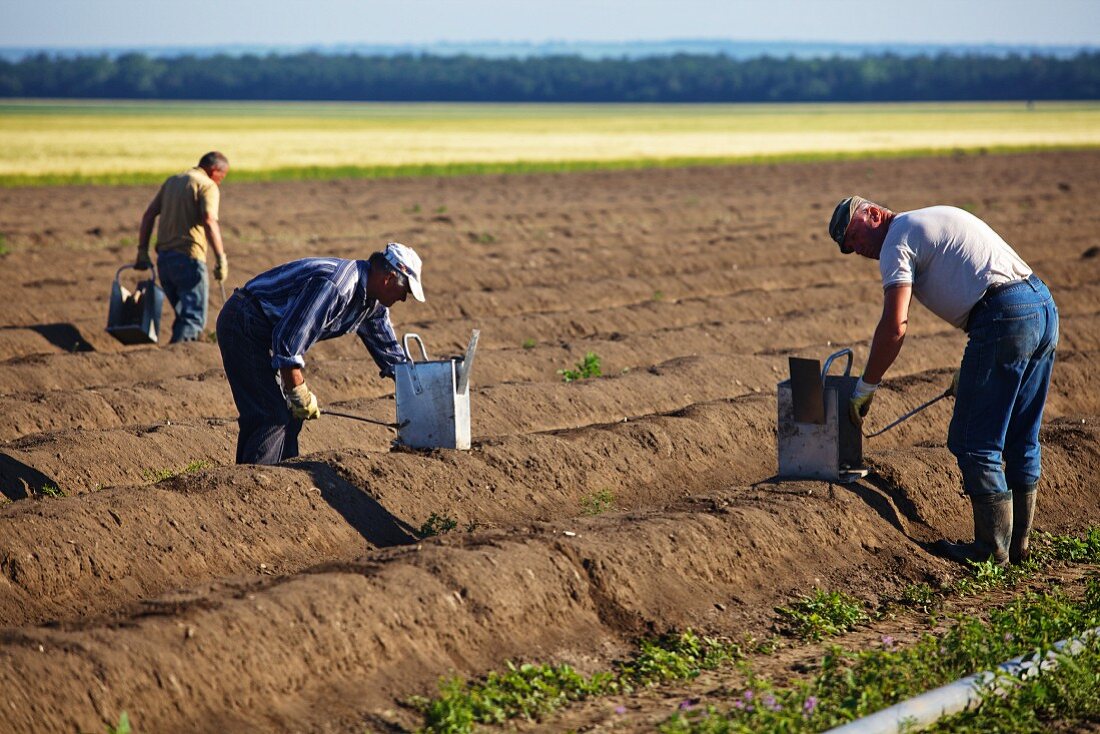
[1,150,1098,731]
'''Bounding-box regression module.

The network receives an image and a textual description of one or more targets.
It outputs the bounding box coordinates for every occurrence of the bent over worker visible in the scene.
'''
[827,197,1058,567]
[216,243,424,465]
[135,151,230,342]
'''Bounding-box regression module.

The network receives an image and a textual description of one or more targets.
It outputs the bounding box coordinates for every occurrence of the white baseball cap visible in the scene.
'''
[382,242,425,302]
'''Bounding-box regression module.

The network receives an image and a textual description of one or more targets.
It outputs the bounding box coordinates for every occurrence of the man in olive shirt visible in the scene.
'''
[135,151,230,342]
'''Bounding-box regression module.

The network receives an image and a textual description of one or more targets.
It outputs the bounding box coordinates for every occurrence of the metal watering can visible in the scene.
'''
[106,264,165,345]
[776,348,868,483]
[395,330,480,450]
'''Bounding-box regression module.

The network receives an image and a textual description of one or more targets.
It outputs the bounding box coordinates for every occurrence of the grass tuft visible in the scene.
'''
[580,489,615,515]
[419,512,458,538]
[142,460,212,483]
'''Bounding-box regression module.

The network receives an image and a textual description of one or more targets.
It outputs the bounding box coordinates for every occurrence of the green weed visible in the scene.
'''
[419,512,458,538]
[775,589,870,641]
[580,489,615,515]
[413,630,740,733]
[105,711,131,734]
[435,205,448,214]
[405,203,422,214]
[661,580,1100,733]
[142,460,211,483]
[521,338,536,349]
[558,352,602,382]
[898,582,941,612]
[205,330,219,344]
[652,290,665,301]
[0,233,8,255]
[37,483,65,498]
[475,232,496,244]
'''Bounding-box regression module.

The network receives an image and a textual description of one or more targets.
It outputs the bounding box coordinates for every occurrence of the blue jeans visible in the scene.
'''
[216,291,303,465]
[157,250,208,343]
[948,275,1058,496]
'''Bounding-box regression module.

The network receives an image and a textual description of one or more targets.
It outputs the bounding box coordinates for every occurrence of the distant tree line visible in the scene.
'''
[1,52,1098,101]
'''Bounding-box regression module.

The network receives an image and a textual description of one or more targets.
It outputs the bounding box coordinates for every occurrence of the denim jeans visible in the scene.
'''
[216,290,303,465]
[157,250,208,343]
[948,275,1058,496]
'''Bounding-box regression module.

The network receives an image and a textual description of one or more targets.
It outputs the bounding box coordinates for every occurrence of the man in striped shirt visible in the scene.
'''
[216,242,425,465]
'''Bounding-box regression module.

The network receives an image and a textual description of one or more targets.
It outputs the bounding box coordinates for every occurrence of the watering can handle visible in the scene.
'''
[115,263,158,285]
[820,348,853,384]
[403,333,429,362]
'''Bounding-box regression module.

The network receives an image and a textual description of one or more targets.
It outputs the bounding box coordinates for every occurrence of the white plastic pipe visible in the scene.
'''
[824,627,1099,734]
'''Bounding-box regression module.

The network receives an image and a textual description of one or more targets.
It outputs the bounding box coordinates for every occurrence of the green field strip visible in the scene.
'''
[3,143,1098,188]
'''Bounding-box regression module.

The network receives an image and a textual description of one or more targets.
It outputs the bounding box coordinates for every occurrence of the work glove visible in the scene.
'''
[849,377,878,427]
[285,382,320,421]
[946,368,961,398]
[134,248,152,271]
[213,253,229,282]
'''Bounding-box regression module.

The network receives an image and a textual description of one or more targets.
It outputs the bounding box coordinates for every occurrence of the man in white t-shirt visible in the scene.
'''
[828,196,1059,567]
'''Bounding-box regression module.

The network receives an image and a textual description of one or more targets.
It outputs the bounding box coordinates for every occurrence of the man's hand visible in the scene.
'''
[213,253,229,282]
[946,368,961,398]
[849,377,878,427]
[286,382,320,420]
[134,249,153,271]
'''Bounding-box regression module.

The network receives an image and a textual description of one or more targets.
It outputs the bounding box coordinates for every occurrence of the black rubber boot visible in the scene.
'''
[1010,484,1038,565]
[937,493,1013,567]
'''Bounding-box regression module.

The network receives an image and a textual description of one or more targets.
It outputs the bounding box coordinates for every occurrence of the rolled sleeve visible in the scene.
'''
[357,308,407,378]
[270,278,345,370]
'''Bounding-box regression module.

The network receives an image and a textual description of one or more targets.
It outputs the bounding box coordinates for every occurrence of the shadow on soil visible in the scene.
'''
[289,460,419,547]
[7,323,95,353]
[0,454,58,501]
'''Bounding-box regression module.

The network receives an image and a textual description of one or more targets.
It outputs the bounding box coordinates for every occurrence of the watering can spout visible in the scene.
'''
[455,329,480,394]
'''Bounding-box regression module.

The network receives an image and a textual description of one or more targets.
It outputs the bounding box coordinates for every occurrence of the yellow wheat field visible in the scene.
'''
[1,100,1098,180]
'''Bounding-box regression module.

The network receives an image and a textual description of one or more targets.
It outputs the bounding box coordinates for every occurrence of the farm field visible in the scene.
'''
[2,100,1100,184]
[1,150,1100,731]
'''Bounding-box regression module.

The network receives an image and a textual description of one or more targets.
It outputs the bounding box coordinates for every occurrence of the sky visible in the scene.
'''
[2,0,1099,49]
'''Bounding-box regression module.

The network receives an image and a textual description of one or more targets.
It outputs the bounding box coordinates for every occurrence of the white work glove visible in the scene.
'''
[849,377,878,427]
[285,382,320,421]
[213,253,229,282]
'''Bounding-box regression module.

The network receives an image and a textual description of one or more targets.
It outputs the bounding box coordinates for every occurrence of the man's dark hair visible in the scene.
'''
[198,151,229,171]
[368,251,408,289]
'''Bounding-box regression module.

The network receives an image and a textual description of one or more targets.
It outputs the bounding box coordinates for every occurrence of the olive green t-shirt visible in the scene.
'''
[153,167,220,260]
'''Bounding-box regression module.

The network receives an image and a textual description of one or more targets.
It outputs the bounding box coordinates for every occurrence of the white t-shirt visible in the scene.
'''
[879,206,1033,329]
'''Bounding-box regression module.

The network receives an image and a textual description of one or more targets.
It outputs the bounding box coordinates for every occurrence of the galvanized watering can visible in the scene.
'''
[395,330,479,450]
[106,264,165,345]
[776,348,868,483]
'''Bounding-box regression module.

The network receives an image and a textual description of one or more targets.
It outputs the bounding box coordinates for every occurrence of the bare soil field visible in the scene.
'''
[1,150,1099,732]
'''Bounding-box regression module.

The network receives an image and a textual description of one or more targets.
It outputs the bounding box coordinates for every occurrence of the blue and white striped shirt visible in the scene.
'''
[242,258,406,376]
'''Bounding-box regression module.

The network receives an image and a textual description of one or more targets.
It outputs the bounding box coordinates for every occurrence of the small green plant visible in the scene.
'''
[558,352,602,383]
[419,512,458,537]
[435,205,448,214]
[205,330,218,344]
[776,589,869,641]
[661,580,1100,733]
[0,233,8,255]
[404,203,422,214]
[898,582,940,611]
[521,338,536,349]
[412,630,740,733]
[37,483,65,498]
[106,711,131,734]
[142,460,212,483]
[580,489,615,515]
[476,232,496,244]
[652,290,665,301]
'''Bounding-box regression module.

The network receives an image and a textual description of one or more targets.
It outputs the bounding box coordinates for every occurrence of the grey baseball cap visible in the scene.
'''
[828,195,867,253]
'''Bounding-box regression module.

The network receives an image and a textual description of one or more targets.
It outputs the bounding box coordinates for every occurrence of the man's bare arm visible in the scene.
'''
[138,199,160,253]
[862,284,912,384]
[203,214,225,259]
